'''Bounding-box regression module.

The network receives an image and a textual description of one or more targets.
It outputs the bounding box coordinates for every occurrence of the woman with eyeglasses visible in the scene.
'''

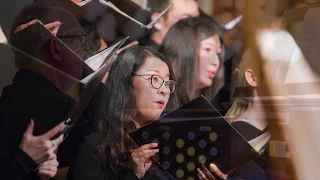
[67,46,179,180]
[159,16,224,105]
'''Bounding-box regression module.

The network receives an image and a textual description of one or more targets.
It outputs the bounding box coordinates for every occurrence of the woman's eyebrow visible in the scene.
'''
[202,42,215,46]
[147,69,170,77]
[147,69,160,73]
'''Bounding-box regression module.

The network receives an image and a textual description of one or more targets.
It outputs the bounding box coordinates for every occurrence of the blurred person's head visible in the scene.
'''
[151,0,199,45]
[94,46,179,170]
[80,21,108,52]
[225,50,262,122]
[225,29,308,123]
[9,2,92,92]
[83,25,103,55]
[159,16,224,105]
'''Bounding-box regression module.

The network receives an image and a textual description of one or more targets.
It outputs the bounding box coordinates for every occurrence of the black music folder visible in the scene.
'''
[130,96,269,179]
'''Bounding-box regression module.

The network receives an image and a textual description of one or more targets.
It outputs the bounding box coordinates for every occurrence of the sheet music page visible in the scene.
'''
[225,15,243,30]
[248,132,271,152]
[76,0,93,7]
[84,36,128,71]
[84,42,120,71]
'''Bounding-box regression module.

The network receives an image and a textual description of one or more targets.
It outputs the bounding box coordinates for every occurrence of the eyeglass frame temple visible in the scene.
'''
[133,74,176,93]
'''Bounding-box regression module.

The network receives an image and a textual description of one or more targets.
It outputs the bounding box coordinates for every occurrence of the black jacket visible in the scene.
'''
[229,121,267,180]
[0,69,88,179]
[68,132,141,180]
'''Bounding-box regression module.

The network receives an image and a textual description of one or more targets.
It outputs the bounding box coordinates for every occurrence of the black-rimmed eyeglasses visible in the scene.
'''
[133,74,177,94]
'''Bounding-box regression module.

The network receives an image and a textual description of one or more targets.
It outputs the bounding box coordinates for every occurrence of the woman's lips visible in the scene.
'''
[208,71,216,79]
[155,100,165,108]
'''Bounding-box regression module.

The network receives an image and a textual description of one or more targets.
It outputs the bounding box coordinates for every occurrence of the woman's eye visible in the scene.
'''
[153,76,159,82]
[202,48,211,54]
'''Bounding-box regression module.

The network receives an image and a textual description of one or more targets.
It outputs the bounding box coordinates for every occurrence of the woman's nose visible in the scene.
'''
[157,84,170,96]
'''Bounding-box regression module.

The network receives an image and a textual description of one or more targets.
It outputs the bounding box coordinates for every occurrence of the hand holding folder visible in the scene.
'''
[19,119,66,164]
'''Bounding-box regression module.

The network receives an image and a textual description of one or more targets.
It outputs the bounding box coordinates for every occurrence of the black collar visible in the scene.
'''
[11,69,61,94]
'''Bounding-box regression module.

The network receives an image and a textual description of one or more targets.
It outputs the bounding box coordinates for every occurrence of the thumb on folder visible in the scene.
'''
[197,163,230,180]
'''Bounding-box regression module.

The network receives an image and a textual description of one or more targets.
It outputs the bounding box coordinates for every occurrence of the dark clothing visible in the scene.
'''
[0,44,16,96]
[67,132,140,180]
[229,121,267,180]
[68,132,172,180]
[0,69,87,179]
[0,147,39,180]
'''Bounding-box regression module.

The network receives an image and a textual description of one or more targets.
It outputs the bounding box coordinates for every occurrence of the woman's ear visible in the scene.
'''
[49,38,62,62]
[152,13,163,31]
[245,68,258,87]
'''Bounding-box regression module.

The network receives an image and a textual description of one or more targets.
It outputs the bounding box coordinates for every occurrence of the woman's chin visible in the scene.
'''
[199,81,213,89]
[150,110,164,120]
[138,110,163,124]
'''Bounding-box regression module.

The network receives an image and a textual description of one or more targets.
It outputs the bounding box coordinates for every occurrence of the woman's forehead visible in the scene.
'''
[139,57,169,72]
[201,34,220,45]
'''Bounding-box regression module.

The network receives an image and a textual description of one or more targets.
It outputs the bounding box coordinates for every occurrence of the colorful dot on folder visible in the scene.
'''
[188,132,195,140]
[187,147,196,156]
[176,154,185,163]
[163,131,170,140]
[187,162,195,171]
[199,140,206,148]
[176,139,185,148]
[176,169,184,178]
[198,155,206,164]
[209,132,218,142]
[210,147,218,156]
[163,161,170,170]
[163,146,170,155]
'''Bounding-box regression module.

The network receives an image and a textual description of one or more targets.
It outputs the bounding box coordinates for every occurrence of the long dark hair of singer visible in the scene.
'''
[159,16,225,105]
[94,46,179,172]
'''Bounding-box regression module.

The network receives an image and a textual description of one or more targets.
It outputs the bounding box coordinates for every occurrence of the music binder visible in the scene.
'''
[130,96,269,179]
[84,36,129,71]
